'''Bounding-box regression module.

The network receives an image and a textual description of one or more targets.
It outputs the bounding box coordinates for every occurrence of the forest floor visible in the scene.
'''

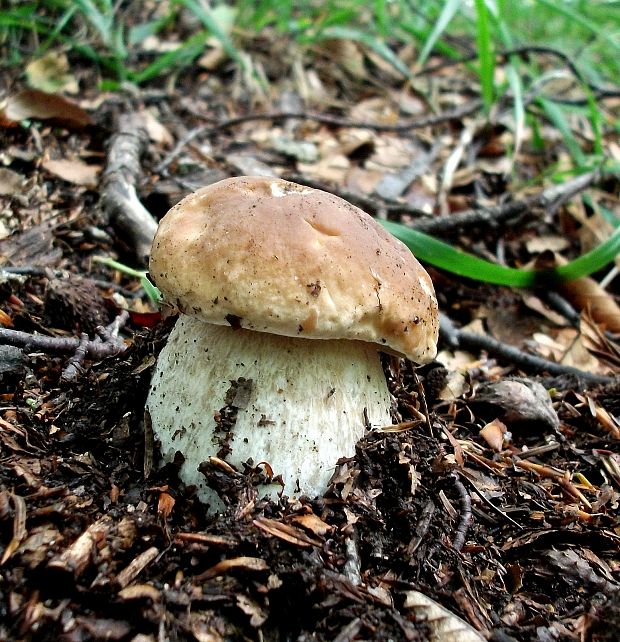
[1,18,620,642]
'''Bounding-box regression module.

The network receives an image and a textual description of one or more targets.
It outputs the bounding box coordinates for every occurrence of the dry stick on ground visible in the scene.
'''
[155,100,482,174]
[449,473,472,552]
[410,166,607,234]
[439,313,614,386]
[0,310,129,362]
[418,45,620,105]
[100,114,158,261]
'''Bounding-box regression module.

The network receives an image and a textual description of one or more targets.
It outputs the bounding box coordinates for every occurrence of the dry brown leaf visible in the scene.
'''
[236,594,268,627]
[157,491,175,519]
[290,512,333,536]
[25,52,78,94]
[581,312,620,370]
[0,168,25,196]
[349,96,398,124]
[297,153,350,183]
[525,235,570,254]
[321,39,366,79]
[253,517,322,547]
[403,590,486,641]
[117,583,161,602]
[0,493,27,565]
[137,110,174,146]
[2,89,92,129]
[42,158,101,187]
[558,275,620,333]
[479,419,507,452]
[195,556,268,580]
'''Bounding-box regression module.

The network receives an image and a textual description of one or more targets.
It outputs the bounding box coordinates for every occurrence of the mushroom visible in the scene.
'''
[146,176,439,509]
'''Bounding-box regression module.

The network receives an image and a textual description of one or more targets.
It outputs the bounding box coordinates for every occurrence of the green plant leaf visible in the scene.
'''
[417,0,462,66]
[93,256,162,304]
[175,0,244,68]
[474,0,495,110]
[538,97,586,167]
[379,218,620,287]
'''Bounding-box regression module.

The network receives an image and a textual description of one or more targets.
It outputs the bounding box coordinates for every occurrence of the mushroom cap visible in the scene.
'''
[150,176,439,363]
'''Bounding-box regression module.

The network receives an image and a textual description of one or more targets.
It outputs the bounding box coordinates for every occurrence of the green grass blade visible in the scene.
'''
[554,225,620,281]
[538,97,586,167]
[534,0,620,55]
[175,0,244,69]
[379,218,620,287]
[380,220,537,286]
[93,256,161,304]
[131,31,210,84]
[417,0,462,66]
[474,0,495,111]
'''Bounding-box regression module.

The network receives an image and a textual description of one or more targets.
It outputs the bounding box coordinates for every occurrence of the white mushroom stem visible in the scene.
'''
[146,316,393,509]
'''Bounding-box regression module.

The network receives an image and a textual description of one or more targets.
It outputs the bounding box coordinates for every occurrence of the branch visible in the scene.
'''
[410,167,605,234]
[100,114,158,262]
[439,313,614,386]
[0,311,129,362]
[155,101,482,174]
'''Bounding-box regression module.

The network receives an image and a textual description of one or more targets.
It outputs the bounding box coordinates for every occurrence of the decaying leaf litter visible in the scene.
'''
[1,16,620,642]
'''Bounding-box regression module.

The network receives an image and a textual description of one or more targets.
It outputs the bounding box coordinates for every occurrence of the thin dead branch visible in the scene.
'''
[411,167,607,234]
[450,473,472,552]
[418,45,620,105]
[156,101,482,174]
[100,113,158,261]
[440,312,614,385]
[0,310,129,361]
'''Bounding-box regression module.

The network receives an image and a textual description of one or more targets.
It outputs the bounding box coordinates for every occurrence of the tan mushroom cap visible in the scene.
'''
[150,176,439,363]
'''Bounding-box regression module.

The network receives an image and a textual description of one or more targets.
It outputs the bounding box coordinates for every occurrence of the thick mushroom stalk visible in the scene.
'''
[146,317,392,507]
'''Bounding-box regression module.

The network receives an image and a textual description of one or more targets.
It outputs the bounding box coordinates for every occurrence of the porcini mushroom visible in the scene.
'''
[146,176,438,508]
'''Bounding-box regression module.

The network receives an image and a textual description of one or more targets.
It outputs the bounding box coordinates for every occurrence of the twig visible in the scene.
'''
[156,101,482,174]
[460,474,523,529]
[100,113,158,261]
[0,311,129,360]
[418,45,620,105]
[440,311,614,385]
[2,266,139,298]
[449,473,472,552]
[61,333,90,382]
[410,167,606,234]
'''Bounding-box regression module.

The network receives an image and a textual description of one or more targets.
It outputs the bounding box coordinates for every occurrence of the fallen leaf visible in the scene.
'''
[403,590,486,641]
[0,168,25,196]
[473,378,560,431]
[479,419,508,452]
[42,158,101,187]
[290,512,333,536]
[137,109,174,146]
[236,594,268,627]
[157,491,175,519]
[2,90,92,129]
[559,275,620,333]
[253,516,322,547]
[117,583,161,602]
[194,556,268,581]
[25,51,78,94]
